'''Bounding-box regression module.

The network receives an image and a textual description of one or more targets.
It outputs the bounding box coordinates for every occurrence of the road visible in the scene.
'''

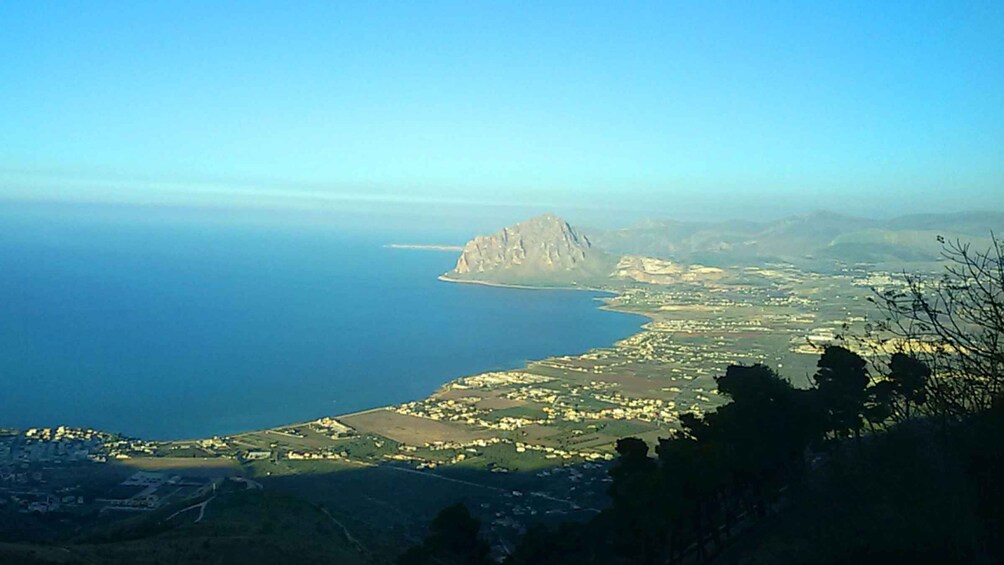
[165,495,216,523]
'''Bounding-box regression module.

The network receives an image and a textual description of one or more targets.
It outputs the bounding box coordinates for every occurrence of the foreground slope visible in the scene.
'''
[0,482,367,565]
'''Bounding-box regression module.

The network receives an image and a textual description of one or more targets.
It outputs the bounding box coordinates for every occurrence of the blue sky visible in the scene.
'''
[1,1,1002,224]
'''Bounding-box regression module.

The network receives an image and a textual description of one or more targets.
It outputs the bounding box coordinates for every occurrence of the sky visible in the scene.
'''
[1,1,1002,226]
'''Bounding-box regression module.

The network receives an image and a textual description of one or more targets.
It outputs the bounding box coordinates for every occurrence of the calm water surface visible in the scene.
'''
[0,204,644,438]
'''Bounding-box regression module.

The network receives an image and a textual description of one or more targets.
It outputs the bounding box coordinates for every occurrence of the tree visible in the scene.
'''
[397,503,491,565]
[887,352,930,419]
[609,437,655,477]
[606,438,664,564]
[656,432,728,563]
[862,379,895,431]
[813,346,870,442]
[872,235,1004,417]
[704,365,820,514]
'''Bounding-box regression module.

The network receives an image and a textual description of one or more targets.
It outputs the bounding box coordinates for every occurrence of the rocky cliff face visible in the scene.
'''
[447,214,605,284]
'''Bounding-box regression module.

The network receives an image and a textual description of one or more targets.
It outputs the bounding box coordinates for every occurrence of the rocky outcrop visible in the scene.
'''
[446,214,608,285]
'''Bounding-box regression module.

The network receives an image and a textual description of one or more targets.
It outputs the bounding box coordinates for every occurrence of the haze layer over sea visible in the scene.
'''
[0,202,644,439]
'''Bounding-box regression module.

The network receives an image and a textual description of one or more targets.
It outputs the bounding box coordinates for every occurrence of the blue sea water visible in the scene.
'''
[0,203,644,439]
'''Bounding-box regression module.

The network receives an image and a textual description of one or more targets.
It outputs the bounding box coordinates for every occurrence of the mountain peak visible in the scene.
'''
[445,214,608,284]
[506,214,582,242]
[526,212,562,222]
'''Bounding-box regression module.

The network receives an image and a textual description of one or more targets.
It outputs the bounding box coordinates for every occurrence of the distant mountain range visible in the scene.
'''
[586,210,1003,267]
[443,211,1003,286]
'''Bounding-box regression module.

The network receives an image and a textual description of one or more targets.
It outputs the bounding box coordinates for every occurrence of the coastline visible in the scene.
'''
[323,276,655,425]
[190,276,654,439]
[22,275,655,443]
[436,273,610,293]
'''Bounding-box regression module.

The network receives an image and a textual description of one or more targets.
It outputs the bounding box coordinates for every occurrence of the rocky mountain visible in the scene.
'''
[445,214,614,286]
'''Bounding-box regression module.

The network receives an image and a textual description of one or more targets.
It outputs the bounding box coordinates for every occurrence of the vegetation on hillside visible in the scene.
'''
[0,481,368,565]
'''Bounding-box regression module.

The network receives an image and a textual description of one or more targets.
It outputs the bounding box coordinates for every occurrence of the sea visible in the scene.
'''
[0,202,645,439]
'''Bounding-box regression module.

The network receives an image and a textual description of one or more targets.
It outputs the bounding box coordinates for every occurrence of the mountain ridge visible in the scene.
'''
[584,210,1004,268]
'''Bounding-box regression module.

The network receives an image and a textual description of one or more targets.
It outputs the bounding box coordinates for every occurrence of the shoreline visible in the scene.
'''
[176,276,654,443]
[325,276,655,426]
[21,276,656,443]
[436,273,612,293]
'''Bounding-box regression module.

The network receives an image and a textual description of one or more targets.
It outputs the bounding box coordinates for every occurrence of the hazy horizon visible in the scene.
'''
[2,2,1002,226]
[4,195,1002,239]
